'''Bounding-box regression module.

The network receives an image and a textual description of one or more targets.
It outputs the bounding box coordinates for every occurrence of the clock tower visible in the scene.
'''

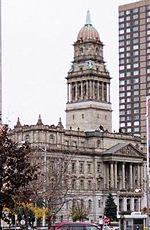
[66,11,112,132]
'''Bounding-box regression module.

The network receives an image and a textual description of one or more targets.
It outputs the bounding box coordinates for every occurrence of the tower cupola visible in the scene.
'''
[66,11,112,132]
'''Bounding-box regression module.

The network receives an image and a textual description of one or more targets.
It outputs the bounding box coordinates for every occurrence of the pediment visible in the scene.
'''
[103,143,145,159]
[116,145,142,158]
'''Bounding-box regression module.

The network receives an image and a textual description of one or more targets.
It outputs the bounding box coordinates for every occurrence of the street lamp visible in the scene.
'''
[34,145,47,227]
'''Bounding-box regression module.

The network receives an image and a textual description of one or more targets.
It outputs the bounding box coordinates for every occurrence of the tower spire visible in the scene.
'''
[85,10,92,25]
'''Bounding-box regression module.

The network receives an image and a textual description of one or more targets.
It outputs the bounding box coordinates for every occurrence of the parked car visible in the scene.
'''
[49,221,101,230]
[36,227,48,230]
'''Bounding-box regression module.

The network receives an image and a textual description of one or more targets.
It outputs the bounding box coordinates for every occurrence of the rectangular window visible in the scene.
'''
[87,163,92,174]
[71,161,76,173]
[79,162,84,174]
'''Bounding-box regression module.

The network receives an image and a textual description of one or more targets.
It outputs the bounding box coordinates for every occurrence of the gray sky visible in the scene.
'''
[2,0,138,131]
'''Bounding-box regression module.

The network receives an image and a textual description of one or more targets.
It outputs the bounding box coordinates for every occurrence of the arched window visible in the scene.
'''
[88,199,92,210]
[49,134,55,144]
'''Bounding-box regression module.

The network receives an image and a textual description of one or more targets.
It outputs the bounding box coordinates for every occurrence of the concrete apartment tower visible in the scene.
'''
[119,0,150,139]
[66,10,112,132]
[0,0,1,123]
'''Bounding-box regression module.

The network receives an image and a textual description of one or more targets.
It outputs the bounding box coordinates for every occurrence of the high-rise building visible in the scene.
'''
[119,0,150,139]
[0,0,2,123]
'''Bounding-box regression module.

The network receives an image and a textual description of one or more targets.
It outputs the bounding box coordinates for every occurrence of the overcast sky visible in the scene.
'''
[2,0,138,131]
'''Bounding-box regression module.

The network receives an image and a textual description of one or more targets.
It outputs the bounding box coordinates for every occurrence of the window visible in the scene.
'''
[71,179,76,189]
[133,8,138,13]
[134,109,139,113]
[134,91,139,95]
[50,134,55,144]
[133,45,139,50]
[127,104,131,108]
[133,32,138,38]
[80,179,84,190]
[127,128,131,132]
[97,163,101,173]
[134,96,139,100]
[133,14,138,19]
[119,47,125,52]
[120,53,125,58]
[120,92,125,97]
[120,59,125,65]
[133,78,139,83]
[88,199,92,210]
[127,86,131,90]
[79,162,84,174]
[127,116,131,121]
[126,46,131,51]
[127,110,131,114]
[120,80,125,85]
[87,180,92,190]
[120,65,124,70]
[120,98,125,103]
[120,123,125,127]
[119,17,124,23]
[71,161,76,173]
[127,64,131,69]
[119,35,124,40]
[120,72,125,77]
[120,104,125,109]
[126,72,131,77]
[87,163,92,174]
[133,70,139,75]
[126,16,130,21]
[127,92,131,96]
[120,117,125,121]
[133,63,139,68]
[133,26,138,32]
[127,122,131,126]
[119,29,124,35]
[134,121,139,126]
[126,28,131,33]
[127,98,131,102]
[127,79,131,84]
[98,199,101,208]
[134,127,139,132]
[120,86,125,91]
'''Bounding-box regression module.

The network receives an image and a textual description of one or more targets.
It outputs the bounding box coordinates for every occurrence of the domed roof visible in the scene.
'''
[77,10,100,42]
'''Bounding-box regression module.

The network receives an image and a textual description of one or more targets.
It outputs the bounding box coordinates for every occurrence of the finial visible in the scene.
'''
[57,117,64,129]
[36,114,43,126]
[85,10,92,25]
[15,117,21,127]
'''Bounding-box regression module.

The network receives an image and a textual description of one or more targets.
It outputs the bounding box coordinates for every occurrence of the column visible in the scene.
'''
[102,83,104,101]
[141,165,144,189]
[75,83,78,101]
[122,163,125,189]
[137,164,140,187]
[81,81,83,100]
[89,80,92,99]
[92,81,94,99]
[106,164,109,189]
[67,83,69,102]
[114,163,117,189]
[123,197,127,211]
[97,81,100,101]
[86,81,89,99]
[110,163,114,188]
[130,164,133,190]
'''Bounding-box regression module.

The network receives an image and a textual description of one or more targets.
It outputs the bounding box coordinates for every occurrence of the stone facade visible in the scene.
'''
[9,11,147,222]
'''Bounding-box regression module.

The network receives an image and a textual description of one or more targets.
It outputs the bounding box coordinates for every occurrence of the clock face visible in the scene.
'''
[87,61,93,69]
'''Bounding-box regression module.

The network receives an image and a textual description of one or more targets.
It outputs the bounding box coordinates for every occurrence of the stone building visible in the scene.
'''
[10,11,147,222]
